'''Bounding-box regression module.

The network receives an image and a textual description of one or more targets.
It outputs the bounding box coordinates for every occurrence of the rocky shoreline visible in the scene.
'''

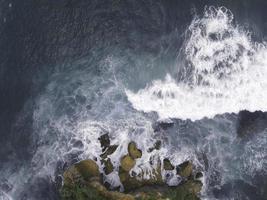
[60,135,203,200]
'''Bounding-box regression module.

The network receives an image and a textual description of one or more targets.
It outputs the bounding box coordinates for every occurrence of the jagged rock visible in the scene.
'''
[154,140,162,150]
[177,161,193,178]
[103,158,114,175]
[100,145,118,160]
[99,133,110,151]
[128,142,142,159]
[121,155,136,172]
[195,172,203,179]
[163,158,175,170]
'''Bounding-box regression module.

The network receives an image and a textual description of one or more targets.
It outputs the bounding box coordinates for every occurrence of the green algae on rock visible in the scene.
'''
[177,161,193,178]
[121,155,136,172]
[60,140,203,200]
[75,159,100,181]
[128,142,142,159]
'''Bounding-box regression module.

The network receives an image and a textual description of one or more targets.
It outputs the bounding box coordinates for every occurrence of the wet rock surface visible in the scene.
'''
[60,135,203,200]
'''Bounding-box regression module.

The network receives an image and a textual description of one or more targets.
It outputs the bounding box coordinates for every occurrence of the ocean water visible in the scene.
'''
[0,1,267,200]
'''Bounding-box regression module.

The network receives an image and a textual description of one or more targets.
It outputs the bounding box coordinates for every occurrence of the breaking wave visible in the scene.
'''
[126,7,267,120]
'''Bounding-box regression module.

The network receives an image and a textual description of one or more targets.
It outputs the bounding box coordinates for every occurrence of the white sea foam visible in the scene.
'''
[126,7,267,120]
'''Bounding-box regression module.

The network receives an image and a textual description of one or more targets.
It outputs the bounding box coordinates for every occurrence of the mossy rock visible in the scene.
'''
[61,155,202,200]
[119,159,163,192]
[61,177,135,200]
[61,183,107,200]
[119,168,144,192]
[129,182,201,200]
[167,180,202,200]
[89,180,135,200]
[63,165,81,187]
[163,158,174,170]
[128,142,142,159]
[121,155,136,172]
[75,160,100,181]
[177,161,193,178]
[183,180,202,194]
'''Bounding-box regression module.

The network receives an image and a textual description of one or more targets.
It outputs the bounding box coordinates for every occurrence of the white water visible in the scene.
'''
[126,7,267,120]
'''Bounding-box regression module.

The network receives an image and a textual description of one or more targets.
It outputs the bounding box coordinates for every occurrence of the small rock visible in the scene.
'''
[177,161,193,178]
[99,133,110,151]
[128,142,142,159]
[195,172,203,179]
[163,158,174,170]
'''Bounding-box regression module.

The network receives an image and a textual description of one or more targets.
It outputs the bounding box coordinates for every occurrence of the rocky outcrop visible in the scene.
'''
[60,134,203,200]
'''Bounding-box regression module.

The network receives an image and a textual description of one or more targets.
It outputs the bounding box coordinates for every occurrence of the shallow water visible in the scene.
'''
[0,1,267,200]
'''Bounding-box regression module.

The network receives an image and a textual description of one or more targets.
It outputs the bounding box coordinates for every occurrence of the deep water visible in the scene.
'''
[0,1,267,200]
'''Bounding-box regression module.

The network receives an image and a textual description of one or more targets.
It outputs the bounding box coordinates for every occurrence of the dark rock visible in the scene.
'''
[103,158,114,175]
[153,120,174,132]
[195,172,203,179]
[98,133,110,151]
[163,158,175,170]
[148,140,162,152]
[100,145,118,159]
